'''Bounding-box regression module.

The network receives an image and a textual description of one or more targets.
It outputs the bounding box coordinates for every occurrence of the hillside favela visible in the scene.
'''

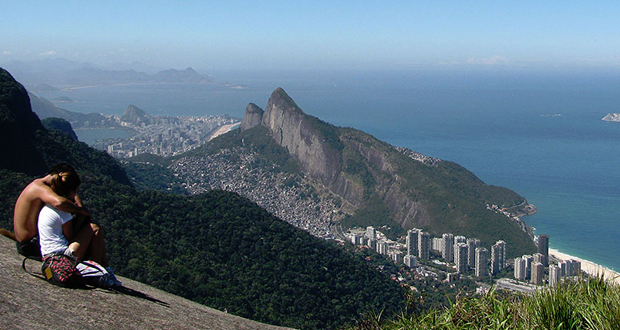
[3,3,620,330]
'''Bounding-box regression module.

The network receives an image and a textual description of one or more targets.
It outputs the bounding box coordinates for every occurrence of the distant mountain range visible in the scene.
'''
[1,58,212,89]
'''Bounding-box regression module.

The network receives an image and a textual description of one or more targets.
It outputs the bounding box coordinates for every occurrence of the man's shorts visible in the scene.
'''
[16,236,42,261]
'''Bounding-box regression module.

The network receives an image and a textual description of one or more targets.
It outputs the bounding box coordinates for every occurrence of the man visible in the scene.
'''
[13,163,101,262]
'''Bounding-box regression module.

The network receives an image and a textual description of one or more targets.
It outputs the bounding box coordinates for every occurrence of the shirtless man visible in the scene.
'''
[13,163,103,263]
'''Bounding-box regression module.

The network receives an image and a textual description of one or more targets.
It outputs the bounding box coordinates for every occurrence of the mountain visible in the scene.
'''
[41,117,79,140]
[2,59,212,87]
[0,68,406,330]
[0,69,50,175]
[181,88,536,256]
[121,104,152,125]
[28,91,108,129]
[152,67,212,83]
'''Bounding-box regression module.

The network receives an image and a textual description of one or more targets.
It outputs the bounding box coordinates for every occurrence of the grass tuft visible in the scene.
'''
[346,276,620,330]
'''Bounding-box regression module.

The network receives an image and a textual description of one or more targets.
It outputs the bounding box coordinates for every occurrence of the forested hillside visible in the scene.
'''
[0,67,406,330]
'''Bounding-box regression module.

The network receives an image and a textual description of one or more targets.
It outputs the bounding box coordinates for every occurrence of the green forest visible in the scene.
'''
[0,68,406,330]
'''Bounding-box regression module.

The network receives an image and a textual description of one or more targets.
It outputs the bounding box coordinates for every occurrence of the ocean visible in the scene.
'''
[36,68,620,271]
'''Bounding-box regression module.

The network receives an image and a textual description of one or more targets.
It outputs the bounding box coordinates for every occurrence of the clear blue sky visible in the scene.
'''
[2,1,620,71]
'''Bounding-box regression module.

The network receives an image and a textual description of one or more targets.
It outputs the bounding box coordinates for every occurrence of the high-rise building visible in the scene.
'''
[491,240,506,274]
[523,255,534,280]
[432,238,443,252]
[442,233,454,262]
[537,234,549,266]
[532,262,544,285]
[467,238,481,267]
[368,238,377,250]
[558,260,567,276]
[564,259,582,276]
[390,250,403,264]
[455,243,468,274]
[497,240,506,269]
[549,264,561,287]
[404,255,418,268]
[533,253,545,267]
[377,240,389,255]
[366,226,377,241]
[475,247,488,277]
[406,229,419,256]
[514,257,526,280]
[418,231,430,260]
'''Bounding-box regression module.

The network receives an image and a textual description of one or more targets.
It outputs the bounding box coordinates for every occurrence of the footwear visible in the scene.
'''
[106,267,122,287]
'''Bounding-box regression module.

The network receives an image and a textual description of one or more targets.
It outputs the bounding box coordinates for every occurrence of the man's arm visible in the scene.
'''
[38,185,89,216]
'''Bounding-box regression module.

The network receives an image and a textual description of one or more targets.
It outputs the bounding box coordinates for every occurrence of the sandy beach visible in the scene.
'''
[549,248,620,285]
[208,123,240,141]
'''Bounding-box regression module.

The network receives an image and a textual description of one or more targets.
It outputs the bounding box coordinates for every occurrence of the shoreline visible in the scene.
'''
[207,123,240,141]
[549,248,620,285]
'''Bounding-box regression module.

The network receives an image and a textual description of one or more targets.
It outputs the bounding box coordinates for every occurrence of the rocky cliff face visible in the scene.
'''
[241,88,441,229]
[0,68,48,175]
[260,88,345,189]
[240,87,536,254]
[240,103,264,131]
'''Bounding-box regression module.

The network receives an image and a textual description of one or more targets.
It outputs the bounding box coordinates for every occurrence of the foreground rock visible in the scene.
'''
[0,236,294,330]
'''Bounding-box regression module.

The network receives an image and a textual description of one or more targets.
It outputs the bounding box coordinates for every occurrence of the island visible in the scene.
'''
[602,113,620,122]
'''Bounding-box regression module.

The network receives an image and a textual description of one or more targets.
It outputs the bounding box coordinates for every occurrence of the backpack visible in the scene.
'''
[40,253,111,288]
[76,260,111,288]
[41,253,82,287]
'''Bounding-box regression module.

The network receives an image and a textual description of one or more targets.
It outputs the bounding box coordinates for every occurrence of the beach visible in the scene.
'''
[208,123,240,141]
[549,248,620,285]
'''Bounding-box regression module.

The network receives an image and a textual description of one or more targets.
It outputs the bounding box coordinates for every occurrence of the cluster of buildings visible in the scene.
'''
[100,114,238,158]
[349,227,508,280]
[513,234,581,287]
[350,228,581,289]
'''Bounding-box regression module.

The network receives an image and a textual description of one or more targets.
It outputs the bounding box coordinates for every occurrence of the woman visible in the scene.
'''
[37,167,120,286]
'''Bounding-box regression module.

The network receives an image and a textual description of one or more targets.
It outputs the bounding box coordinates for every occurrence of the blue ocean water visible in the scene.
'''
[37,69,620,271]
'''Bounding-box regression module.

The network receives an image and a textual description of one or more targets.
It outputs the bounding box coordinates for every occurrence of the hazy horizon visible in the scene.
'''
[3,1,620,73]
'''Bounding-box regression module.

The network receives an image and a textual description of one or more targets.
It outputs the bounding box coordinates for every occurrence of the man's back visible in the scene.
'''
[13,177,48,242]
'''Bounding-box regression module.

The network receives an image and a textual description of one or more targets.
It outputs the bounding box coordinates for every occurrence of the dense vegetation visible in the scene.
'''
[121,159,186,194]
[1,167,406,329]
[337,127,535,256]
[0,68,407,330]
[348,276,620,330]
[188,125,301,175]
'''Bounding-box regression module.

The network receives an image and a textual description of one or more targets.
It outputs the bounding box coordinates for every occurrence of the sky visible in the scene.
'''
[2,1,620,72]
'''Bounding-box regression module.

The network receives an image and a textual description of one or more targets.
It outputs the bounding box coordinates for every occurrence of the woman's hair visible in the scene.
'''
[48,163,81,198]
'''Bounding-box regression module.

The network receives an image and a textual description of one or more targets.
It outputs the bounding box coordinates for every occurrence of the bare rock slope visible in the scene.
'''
[0,236,294,330]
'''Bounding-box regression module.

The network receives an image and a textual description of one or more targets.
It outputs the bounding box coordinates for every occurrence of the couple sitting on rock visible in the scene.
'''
[13,163,121,287]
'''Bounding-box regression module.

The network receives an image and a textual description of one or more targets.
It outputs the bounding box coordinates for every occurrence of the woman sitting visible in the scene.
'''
[38,166,120,286]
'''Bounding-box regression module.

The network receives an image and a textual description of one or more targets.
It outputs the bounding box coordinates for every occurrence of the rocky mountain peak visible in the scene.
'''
[236,87,536,254]
[240,103,264,131]
[121,104,151,125]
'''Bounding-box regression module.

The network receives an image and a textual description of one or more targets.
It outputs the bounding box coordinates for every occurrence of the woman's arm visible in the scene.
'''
[62,218,74,242]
